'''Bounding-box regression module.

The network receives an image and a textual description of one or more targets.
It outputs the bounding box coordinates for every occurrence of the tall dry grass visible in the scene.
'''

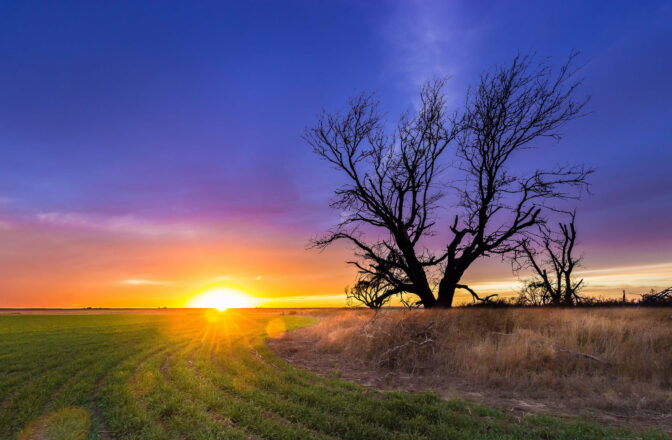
[304,308,672,414]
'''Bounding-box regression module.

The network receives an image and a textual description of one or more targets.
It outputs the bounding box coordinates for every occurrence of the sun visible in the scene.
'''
[188,287,255,311]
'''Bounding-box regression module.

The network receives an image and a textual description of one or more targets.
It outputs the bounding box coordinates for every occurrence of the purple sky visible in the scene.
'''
[0,1,671,306]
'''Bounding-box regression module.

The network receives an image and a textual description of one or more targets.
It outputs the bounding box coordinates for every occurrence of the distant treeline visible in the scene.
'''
[461,287,672,308]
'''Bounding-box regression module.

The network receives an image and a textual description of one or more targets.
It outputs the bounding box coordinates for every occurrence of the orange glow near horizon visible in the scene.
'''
[0,218,671,308]
[187,287,257,311]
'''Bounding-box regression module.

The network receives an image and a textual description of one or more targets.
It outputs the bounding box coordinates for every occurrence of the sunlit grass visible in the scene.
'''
[18,407,90,440]
[0,310,668,439]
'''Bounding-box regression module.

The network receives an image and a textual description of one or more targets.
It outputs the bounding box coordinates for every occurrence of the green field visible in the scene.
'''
[0,311,667,440]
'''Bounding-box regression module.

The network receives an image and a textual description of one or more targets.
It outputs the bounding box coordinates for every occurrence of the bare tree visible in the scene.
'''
[346,276,393,309]
[516,279,552,306]
[514,211,584,305]
[306,80,455,308]
[307,53,592,308]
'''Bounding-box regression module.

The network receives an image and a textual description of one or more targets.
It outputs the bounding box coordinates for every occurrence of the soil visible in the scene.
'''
[267,326,672,434]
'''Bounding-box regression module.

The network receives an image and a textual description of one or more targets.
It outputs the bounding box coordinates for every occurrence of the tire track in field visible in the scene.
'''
[162,330,316,439]
[247,351,475,440]
[11,337,150,440]
[90,340,176,440]
[0,329,152,391]
[124,332,209,439]
[245,332,376,399]
[207,338,420,440]
[206,332,366,436]
[167,327,252,436]
[173,344,331,440]
[0,338,131,438]
[0,336,119,403]
[95,341,188,440]
[91,319,207,439]
[0,324,161,437]
[156,344,253,440]
[195,344,403,440]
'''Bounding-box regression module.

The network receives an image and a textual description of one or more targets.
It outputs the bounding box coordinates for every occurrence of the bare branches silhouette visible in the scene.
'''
[307,53,593,308]
[513,211,585,305]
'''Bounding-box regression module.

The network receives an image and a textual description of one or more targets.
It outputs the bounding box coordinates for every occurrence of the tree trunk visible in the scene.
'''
[419,289,437,308]
[434,284,455,308]
[563,272,574,305]
[410,276,436,308]
[433,269,464,308]
[395,232,437,308]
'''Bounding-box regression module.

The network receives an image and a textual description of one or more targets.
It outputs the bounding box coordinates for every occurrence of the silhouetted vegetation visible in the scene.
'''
[308,53,592,308]
[458,286,672,308]
[345,276,392,309]
[641,287,672,305]
[513,211,584,305]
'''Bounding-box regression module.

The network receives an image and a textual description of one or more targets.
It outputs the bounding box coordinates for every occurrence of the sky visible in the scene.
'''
[0,0,671,308]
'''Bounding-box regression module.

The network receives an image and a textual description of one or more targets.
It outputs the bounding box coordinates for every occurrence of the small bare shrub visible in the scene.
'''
[641,287,672,306]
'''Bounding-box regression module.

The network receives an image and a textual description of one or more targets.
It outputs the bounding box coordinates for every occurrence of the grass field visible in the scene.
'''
[0,309,668,440]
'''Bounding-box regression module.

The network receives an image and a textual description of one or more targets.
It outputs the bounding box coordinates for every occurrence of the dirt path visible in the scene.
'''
[267,326,672,434]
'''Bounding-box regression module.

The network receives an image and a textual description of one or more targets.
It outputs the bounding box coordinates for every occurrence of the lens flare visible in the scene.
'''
[188,287,255,311]
[265,317,286,338]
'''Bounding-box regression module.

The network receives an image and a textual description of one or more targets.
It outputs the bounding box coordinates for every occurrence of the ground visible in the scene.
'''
[0,308,668,439]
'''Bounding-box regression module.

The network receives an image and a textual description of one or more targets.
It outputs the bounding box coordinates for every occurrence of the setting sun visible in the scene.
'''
[188,287,256,311]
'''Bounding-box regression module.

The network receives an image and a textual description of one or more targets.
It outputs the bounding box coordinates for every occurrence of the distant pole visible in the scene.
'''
[622,290,626,303]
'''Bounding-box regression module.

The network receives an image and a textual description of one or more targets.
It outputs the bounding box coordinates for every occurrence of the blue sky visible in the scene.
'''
[0,0,670,306]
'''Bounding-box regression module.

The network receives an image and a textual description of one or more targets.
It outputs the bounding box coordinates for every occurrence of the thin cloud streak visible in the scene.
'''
[258,294,347,307]
[576,261,672,275]
[380,1,484,105]
[119,279,173,286]
[36,212,201,238]
[467,261,672,298]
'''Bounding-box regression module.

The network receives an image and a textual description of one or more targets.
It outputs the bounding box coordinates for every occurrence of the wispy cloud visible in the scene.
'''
[119,279,172,286]
[258,294,346,307]
[467,261,672,298]
[210,274,264,283]
[576,261,672,276]
[380,1,483,100]
[469,280,520,293]
[576,262,672,290]
[36,212,200,238]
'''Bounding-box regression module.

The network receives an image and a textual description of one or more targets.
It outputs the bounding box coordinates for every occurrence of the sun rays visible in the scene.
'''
[188,287,256,311]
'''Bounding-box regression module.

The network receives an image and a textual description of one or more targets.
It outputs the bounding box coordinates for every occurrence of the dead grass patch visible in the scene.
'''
[270,308,672,431]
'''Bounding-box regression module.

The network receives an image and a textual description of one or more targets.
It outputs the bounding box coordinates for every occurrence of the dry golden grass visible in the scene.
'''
[303,307,672,415]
